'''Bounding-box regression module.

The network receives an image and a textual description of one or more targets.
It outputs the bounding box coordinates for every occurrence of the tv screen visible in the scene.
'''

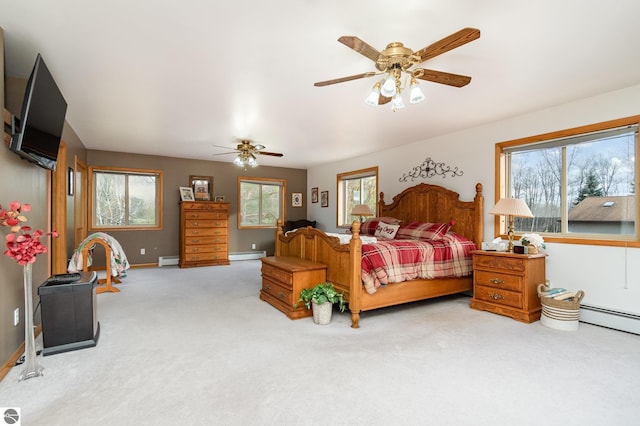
[9,54,67,171]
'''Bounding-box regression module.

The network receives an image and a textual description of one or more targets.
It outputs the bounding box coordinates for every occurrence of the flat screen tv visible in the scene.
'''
[9,53,67,171]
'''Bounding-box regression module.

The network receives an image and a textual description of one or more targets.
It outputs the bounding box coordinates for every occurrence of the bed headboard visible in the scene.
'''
[378,182,484,248]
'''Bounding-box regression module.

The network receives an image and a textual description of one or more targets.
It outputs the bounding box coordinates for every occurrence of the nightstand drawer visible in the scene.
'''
[474,285,522,309]
[473,255,526,273]
[474,270,522,292]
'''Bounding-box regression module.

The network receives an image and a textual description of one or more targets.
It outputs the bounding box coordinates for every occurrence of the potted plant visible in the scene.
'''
[295,282,346,325]
[520,233,545,254]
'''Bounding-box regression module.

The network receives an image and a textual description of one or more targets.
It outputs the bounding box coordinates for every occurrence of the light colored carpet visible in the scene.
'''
[1,260,639,426]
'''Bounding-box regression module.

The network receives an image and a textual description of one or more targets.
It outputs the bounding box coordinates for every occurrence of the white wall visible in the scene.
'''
[306,83,640,316]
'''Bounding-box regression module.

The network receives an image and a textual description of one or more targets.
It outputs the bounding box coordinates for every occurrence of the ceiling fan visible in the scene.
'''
[314,27,480,109]
[212,139,283,168]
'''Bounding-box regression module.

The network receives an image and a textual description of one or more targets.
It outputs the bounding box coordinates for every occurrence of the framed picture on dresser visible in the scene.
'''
[179,187,195,202]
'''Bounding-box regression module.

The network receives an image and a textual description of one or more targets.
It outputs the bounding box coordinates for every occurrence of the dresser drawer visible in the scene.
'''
[185,219,228,228]
[184,228,228,237]
[262,264,293,287]
[184,244,227,255]
[184,236,227,245]
[474,255,526,273]
[262,276,293,305]
[474,270,523,292]
[474,285,522,309]
[184,252,228,262]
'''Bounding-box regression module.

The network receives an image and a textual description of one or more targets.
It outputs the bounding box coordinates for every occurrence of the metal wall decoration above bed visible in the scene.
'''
[399,157,463,182]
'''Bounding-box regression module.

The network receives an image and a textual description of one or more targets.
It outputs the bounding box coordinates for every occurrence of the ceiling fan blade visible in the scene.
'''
[338,36,381,62]
[415,69,472,87]
[211,151,238,156]
[212,144,236,150]
[414,27,480,63]
[258,151,284,157]
[314,72,377,87]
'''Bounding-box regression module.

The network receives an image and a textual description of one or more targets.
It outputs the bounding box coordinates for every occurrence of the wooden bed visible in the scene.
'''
[275,182,484,328]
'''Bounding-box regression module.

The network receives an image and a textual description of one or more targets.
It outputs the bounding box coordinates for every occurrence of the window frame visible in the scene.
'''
[495,115,640,248]
[336,166,378,228]
[237,176,286,229]
[89,165,163,231]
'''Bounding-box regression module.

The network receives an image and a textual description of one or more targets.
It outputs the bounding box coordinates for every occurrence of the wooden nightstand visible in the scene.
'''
[260,256,327,320]
[470,250,547,323]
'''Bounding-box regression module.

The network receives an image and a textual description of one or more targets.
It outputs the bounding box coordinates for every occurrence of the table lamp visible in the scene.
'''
[489,198,533,252]
[351,204,374,222]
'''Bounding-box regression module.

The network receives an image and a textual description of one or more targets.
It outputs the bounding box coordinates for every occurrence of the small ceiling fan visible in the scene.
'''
[314,27,480,109]
[212,139,283,167]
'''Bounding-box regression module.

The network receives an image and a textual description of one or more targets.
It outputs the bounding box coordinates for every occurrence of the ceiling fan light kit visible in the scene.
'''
[212,140,283,168]
[315,28,480,111]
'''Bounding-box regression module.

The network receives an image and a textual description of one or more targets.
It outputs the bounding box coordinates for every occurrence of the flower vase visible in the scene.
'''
[19,263,44,381]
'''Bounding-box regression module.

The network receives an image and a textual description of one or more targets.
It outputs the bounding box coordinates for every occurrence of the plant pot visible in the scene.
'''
[312,301,332,325]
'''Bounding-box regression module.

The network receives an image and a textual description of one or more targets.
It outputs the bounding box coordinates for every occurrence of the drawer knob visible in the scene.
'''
[490,278,504,285]
[489,293,504,300]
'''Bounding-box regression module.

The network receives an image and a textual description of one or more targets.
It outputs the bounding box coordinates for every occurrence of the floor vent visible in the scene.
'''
[580,304,640,335]
[158,256,179,267]
[229,251,267,261]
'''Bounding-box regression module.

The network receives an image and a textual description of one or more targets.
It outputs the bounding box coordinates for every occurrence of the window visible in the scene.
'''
[336,167,378,227]
[496,116,639,246]
[90,166,163,230]
[238,177,285,228]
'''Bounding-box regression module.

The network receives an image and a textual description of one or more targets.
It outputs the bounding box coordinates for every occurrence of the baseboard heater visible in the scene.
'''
[158,256,179,267]
[580,304,640,335]
[229,251,266,261]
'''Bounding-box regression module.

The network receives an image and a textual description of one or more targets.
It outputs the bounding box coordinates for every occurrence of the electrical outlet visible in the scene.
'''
[140,248,145,255]
[251,243,256,250]
[14,308,19,326]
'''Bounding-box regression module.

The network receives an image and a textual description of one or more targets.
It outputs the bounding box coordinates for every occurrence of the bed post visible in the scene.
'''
[275,219,284,256]
[349,221,363,328]
[473,183,484,249]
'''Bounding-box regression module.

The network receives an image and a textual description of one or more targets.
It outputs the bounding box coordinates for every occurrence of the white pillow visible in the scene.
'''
[374,222,400,240]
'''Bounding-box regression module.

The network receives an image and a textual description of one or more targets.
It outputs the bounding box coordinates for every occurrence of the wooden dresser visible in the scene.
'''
[260,256,327,319]
[179,201,230,268]
[470,250,547,323]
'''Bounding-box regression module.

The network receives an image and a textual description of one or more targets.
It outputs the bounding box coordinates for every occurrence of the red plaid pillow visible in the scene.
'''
[395,221,451,241]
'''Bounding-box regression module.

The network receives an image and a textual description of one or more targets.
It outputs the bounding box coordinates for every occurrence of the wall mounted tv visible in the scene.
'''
[9,53,67,171]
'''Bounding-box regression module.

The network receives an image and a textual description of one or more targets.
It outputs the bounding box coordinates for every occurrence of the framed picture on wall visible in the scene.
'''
[292,192,303,207]
[321,190,329,207]
[179,186,195,202]
[311,187,318,203]
[190,175,213,201]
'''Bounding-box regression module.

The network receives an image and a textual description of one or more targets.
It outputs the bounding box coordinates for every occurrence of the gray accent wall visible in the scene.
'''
[86,150,308,266]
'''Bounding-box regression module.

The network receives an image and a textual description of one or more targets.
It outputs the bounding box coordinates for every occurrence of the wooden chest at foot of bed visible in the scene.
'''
[260,256,327,320]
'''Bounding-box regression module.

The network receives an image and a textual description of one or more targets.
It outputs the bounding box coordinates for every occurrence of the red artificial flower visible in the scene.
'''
[0,201,57,266]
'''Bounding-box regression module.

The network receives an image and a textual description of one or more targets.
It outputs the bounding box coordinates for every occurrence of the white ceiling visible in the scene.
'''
[3,0,640,169]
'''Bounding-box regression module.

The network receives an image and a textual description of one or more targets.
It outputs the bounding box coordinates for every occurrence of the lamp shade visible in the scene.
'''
[489,198,533,218]
[351,204,374,217]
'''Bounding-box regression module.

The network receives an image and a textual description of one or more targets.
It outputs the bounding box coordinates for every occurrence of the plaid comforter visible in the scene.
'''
[360,232,476,294]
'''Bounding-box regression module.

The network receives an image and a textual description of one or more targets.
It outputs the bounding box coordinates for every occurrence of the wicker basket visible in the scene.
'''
[537,284,584,330]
